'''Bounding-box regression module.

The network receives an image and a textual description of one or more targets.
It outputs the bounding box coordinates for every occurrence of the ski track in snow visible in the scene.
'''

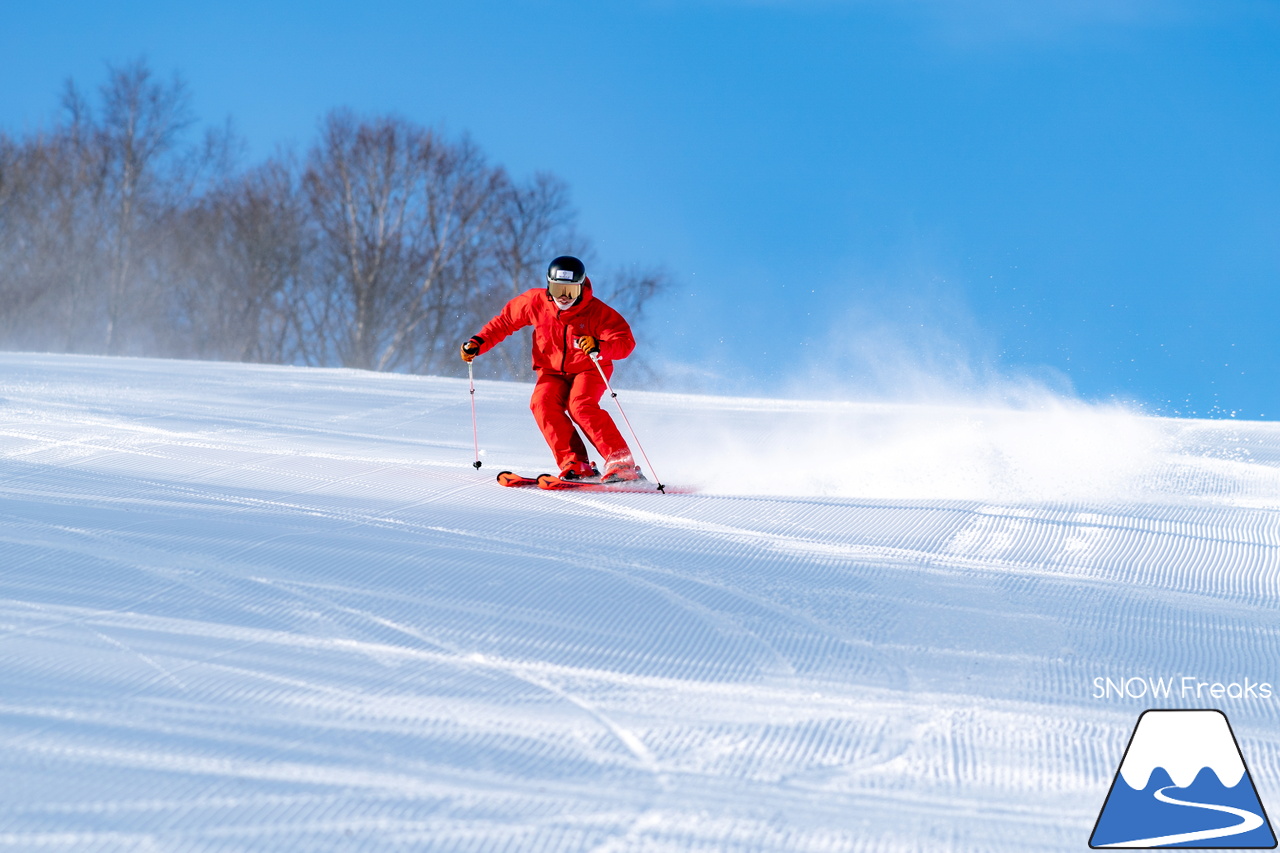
[0,353,1277,851]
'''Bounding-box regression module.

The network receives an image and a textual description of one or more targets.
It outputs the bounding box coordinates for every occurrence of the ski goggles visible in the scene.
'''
[548,282,583,300]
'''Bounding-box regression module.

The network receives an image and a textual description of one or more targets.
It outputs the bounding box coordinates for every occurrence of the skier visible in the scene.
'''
[460,256,641,482]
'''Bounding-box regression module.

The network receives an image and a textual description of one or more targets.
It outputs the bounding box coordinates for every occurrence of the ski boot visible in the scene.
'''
[559,460,600,481]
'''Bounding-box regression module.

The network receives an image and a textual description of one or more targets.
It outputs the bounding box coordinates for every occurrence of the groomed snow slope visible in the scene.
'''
[0,353,1277,852]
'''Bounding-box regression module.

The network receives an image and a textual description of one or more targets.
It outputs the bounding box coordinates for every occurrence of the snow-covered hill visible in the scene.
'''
[0,353,1277,852]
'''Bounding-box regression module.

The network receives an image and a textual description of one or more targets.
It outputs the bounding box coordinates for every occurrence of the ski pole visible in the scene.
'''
[467,360,482,469]
[589,351,665,493]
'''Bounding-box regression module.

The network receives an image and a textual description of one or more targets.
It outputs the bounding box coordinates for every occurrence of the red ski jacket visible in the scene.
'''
[475,279,635,375]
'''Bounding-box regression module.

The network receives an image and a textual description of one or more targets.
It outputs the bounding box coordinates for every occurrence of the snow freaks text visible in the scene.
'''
[1093,676,1274,701]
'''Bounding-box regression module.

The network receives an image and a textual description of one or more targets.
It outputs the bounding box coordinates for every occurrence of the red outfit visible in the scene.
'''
[474,280,635,472]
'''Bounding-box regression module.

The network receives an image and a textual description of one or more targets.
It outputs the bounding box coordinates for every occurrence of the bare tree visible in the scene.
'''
[0,67,669,381]
[0,132,42,331]
[602,264,667,324]
[78,60,196,353]
[302,110,508,373]
[0,60,205,356]
[0,122,97,348]
[164,155,308,363]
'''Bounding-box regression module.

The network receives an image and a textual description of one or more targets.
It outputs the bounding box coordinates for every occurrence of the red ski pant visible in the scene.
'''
[530,368,630,471]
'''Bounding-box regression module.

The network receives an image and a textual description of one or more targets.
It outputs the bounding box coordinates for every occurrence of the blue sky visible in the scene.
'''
[4,0,1278,417]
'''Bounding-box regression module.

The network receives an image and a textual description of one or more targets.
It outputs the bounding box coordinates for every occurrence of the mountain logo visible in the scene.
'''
[1090,709,1276,848]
